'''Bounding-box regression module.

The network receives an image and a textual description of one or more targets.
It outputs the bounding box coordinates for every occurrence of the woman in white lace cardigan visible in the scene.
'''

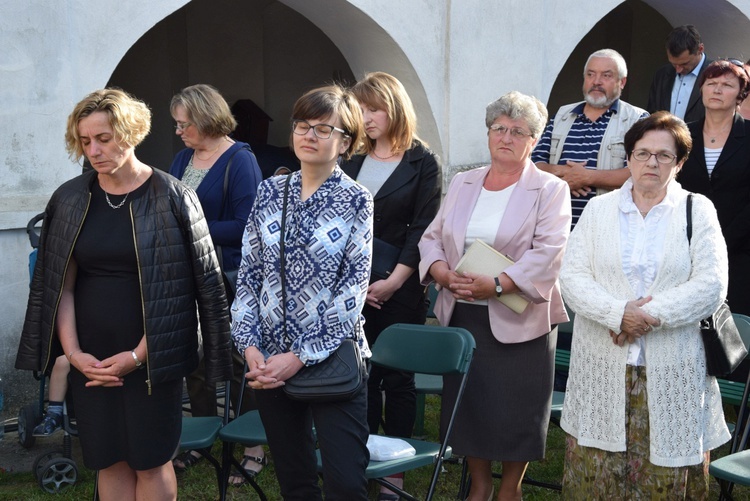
[559,111,731,499]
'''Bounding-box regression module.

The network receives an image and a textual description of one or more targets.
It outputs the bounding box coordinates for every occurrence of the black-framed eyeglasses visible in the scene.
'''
[631,149,677,164]
[174,121,192,131]
[292,119,349,139]
[488,124,533,139]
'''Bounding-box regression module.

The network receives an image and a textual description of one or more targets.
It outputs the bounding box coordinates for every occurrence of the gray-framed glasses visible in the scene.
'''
[292,119,348,139]
[489,124,533,139]
[174,121,193,131]
[631,149,677,164]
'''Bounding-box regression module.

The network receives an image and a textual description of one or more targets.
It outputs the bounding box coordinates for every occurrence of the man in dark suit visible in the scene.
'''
[647,25,711,123]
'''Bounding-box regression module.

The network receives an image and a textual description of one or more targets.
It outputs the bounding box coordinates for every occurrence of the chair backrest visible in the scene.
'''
[558,303,575,335]
[729,313,750,454]
[732,313,750,351]
[369,323,475,375]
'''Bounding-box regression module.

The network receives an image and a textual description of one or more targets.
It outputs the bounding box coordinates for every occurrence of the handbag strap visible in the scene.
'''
[685,193,693,246]
[216,145,255,270]
[279,174,292,338]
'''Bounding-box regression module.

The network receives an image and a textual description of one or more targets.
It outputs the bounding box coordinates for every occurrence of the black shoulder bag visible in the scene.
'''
[278,175,366,402]
[687,194,747,376]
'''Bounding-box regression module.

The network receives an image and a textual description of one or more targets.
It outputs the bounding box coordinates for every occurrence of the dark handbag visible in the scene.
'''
[283,339,365,402]
[275,175,366,402]
[371,237,401,281]
[687,194,748,376]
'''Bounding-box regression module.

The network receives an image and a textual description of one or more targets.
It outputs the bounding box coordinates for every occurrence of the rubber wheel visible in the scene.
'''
[33,449,64,481]
[38,457,77,493]
[17,403,41,449]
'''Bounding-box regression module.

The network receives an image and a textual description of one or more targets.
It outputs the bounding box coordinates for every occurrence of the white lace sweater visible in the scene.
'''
[559,185,731,467]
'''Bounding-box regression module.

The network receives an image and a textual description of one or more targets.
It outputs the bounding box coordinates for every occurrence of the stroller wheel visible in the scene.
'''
[38,457,77,493]
[33,449,64,480]
[17,404,41,448]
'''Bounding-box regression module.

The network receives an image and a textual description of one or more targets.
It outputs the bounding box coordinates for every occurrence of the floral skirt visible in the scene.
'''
[562,366,710,500]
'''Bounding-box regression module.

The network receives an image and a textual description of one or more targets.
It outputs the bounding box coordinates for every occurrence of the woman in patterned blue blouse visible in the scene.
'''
[232,85,373,500]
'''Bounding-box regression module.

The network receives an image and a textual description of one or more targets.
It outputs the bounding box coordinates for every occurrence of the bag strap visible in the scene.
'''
[280,174,292,338]
[216,145,255,270]
[685,193,693,246]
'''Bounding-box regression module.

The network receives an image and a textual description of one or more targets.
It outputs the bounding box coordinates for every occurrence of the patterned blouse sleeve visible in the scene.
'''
[291,186,374,365]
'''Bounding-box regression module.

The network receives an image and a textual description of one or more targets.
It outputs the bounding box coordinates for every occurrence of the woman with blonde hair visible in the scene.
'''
[341,71,441,499]
[16,88,232,500]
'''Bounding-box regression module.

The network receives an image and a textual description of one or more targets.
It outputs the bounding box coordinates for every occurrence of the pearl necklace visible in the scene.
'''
[103,170,140,209]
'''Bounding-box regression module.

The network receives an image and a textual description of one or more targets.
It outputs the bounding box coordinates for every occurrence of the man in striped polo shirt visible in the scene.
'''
[532,48,648,226]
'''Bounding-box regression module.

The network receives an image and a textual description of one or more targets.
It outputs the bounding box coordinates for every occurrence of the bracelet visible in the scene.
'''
[131,350,144,368]
[68,351,80,362]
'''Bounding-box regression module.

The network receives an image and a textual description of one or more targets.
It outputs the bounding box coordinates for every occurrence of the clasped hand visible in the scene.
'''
[610,296,661,346]
[75,351,133,387]
[244,347,304,390]
[432,264,494,301]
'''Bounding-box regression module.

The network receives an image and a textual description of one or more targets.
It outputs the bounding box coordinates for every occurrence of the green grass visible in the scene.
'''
[1,397,749,500]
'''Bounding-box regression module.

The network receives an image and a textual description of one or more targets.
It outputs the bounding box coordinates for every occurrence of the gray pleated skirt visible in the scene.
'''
[441,302,556,462]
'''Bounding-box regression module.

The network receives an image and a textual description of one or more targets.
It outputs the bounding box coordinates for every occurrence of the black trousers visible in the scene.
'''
[255,382,369,501]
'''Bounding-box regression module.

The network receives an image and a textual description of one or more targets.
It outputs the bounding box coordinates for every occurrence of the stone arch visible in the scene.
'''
[105,0,442,170]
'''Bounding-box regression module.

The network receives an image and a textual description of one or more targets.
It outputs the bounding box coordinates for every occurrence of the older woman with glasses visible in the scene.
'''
[168,84,264,481]
[232,85,372,500]
[560,111,730,499]
[679,59,750,323]
[419,91,571,501]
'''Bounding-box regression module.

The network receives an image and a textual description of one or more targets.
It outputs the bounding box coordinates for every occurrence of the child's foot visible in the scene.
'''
[32,413,63,436]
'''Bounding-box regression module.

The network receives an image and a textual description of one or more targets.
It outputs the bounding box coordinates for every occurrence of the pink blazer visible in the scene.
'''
[419,160,572,343]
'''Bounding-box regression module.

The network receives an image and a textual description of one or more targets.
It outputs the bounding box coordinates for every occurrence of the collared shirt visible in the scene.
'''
[670,53,705,119]
[532,100,619,226]
[232,168,373,364]
[618,178,680,366]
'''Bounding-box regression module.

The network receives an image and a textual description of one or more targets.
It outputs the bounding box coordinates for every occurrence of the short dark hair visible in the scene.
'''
[698,59,750,102]
[624,111,692,164]
[290,84,364,160]
[666,25,702,57]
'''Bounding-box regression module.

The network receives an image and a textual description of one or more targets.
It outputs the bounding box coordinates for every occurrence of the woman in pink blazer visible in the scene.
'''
[419,91,571,501]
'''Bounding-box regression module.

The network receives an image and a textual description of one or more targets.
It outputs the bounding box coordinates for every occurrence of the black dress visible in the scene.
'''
[69,178,182,471]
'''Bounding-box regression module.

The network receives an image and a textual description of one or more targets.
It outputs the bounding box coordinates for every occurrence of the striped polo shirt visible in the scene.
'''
[532,100,619,227]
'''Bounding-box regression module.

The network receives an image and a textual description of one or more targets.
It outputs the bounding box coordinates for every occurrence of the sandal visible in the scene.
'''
[172,450,204,472]
[229,454,267,486]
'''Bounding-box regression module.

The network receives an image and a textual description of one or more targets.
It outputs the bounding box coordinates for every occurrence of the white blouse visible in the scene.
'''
[461,183,516,305]
[618,179,678,365]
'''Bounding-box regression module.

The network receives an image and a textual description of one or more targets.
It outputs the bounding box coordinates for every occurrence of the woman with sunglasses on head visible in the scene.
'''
[340,72,441,501]
[232,84,372,500]
[679,60,750,354]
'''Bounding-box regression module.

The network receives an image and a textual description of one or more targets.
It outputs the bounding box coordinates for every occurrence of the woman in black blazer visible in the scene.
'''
[679,60,750,322]
[341,72,441,501]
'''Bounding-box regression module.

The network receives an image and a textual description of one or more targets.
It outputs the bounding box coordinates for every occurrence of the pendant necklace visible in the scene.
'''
[104,169,140,209]
[194,140,223,162]
[705,124,730,144]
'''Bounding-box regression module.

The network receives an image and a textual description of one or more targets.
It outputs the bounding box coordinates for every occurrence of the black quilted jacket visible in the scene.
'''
[15,168,233,388]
